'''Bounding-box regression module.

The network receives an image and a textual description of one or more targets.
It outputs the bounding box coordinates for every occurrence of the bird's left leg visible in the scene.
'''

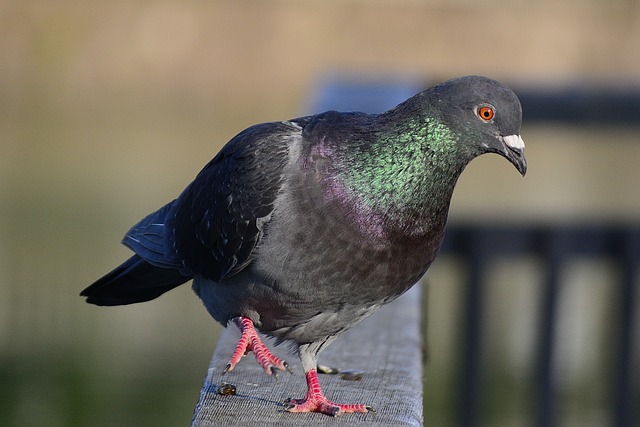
[285,368,373,416]
[224,316,290,376]
[284,343,373,416]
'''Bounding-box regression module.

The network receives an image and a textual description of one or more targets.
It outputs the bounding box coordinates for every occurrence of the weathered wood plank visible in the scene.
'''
[191,285,423,426]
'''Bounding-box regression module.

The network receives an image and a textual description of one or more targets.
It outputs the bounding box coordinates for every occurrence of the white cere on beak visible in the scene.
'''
[503,134,525,150]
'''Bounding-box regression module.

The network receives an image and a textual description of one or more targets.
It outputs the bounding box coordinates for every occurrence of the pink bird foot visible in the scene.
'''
[224,316,290,376]
[284,369,373,416]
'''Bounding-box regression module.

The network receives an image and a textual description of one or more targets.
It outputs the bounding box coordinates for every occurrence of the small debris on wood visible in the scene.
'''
[317,364,340,375]
[339,369,365,381]
[317,364,365,380]
[216,382,237,396]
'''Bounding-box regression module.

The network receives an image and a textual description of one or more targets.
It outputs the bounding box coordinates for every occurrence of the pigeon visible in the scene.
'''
[81,75,526,416]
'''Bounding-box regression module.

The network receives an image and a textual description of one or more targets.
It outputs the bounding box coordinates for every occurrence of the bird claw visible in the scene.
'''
[269,366,281,379]
[284,397,372,416]
[284,369,372,416]
[284,397,340,416]
[224,316,290,376]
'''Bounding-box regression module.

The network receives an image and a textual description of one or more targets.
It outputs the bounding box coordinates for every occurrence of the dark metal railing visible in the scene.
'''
[441,225,640,427]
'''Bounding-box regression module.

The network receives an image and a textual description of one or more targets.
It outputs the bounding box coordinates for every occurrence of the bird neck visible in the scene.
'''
[332,112,467,240]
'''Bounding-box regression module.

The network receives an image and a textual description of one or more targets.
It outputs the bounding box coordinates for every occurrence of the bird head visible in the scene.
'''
[428,75,527,176]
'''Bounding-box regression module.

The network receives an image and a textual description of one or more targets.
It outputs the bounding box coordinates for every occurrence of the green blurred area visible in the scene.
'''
[1,1,639,426]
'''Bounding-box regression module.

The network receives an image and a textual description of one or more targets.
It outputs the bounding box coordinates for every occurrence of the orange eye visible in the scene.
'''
[478,106,495,121]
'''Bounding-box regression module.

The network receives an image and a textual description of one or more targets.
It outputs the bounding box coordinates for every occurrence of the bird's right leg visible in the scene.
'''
[224,316,290,376]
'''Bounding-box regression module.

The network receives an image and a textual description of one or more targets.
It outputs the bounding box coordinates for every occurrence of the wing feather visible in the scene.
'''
[169,121,301,281]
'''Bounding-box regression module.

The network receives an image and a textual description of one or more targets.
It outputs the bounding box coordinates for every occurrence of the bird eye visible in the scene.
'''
[477,106,495,121]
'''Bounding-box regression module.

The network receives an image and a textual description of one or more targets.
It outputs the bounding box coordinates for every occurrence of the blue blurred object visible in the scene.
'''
[305,73,425,114]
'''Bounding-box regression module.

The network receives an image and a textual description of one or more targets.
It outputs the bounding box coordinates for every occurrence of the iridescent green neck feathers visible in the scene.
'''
[329,114,465,239]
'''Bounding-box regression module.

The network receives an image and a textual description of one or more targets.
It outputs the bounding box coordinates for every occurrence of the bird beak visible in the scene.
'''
[500,134,527,176]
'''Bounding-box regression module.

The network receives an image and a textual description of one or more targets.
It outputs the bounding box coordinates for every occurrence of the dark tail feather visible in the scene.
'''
[81,255,192,306]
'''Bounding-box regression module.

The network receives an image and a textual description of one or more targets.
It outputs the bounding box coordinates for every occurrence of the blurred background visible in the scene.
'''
[1,1,639,426]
